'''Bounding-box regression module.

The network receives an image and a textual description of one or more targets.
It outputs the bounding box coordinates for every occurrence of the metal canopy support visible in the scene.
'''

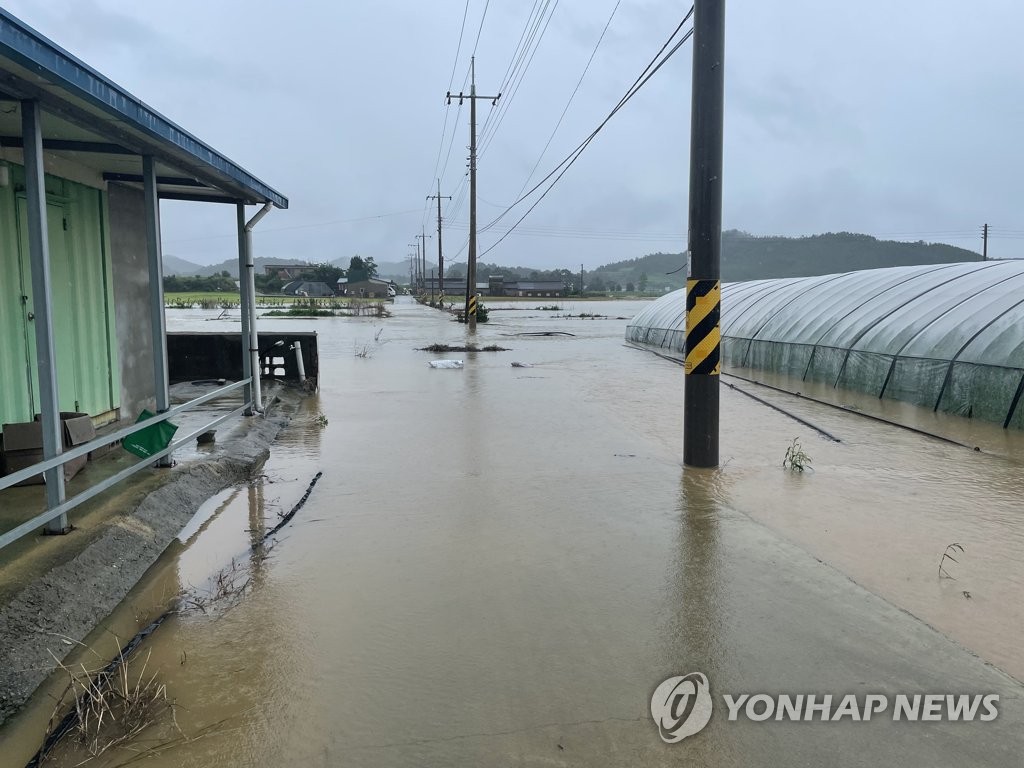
[22,99,68,533]
[244,202,273,413]
[236,203,253,413]
[143,155,173,466]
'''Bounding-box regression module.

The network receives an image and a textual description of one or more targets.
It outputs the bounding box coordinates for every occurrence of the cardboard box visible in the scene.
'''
[1,413,95,485]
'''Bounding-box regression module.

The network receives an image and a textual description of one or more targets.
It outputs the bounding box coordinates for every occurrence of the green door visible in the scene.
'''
[16,199,83,415]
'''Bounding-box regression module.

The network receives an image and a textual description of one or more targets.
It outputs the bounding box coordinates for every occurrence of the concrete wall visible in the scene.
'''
[107,183,156,422]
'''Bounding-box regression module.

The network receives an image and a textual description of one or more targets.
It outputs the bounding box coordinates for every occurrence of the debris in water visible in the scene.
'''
[511,361,532,368]
[429,360,464,369]
[419,343,509,352]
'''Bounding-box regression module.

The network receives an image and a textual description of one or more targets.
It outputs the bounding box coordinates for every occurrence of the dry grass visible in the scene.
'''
[38,647,177,765]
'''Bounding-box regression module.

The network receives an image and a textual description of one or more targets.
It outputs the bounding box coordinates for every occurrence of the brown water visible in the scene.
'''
[1,297,1023,767]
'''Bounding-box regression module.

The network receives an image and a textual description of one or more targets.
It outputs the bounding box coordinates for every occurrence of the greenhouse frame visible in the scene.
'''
[626,261,1024,429]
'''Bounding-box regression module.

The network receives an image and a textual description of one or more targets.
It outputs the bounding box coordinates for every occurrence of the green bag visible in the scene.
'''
[123,409,178,458]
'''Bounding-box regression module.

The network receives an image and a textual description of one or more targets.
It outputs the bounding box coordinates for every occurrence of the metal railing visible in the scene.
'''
[0,380,251,551]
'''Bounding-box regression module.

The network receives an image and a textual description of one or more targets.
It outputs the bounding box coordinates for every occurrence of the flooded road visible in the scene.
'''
[1,297,1023,766]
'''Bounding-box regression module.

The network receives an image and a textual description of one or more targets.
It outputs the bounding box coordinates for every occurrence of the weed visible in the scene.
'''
[354,343,373,358]
[782,437,812,471]
[315,413,329,428]
[42,647,174,762]
[938,542,965,579]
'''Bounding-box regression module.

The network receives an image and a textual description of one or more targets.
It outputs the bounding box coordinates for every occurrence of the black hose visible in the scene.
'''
[25,614,170,768]
[259,471,323,545]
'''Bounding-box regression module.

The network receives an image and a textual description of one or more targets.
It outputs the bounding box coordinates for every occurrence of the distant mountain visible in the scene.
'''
[162,254,205,276]
[592,231,983,289]
[165,256,311,278]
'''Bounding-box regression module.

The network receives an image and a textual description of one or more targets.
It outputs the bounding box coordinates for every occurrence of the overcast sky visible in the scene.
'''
[6,0,1024,268]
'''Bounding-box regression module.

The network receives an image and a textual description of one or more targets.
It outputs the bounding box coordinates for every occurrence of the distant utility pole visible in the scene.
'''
[417,229,432,294]
[580,263,584,295]
[983,223,989,260]
[431,268,436,304]
[408,241,419,288]
[427,180,451,301]
[683,0,725,469]
[447,56,500,329]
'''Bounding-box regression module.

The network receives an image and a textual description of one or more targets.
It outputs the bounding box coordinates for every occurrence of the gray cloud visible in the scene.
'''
[5,0,1022,266]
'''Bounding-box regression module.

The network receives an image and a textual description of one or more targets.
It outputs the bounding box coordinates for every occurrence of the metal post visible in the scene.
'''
[292,341,306,384]
[683,0,725,468]
[22,100,69,533]
[142,155,173,466]
[236,204,253,413]
[244,203,273,412]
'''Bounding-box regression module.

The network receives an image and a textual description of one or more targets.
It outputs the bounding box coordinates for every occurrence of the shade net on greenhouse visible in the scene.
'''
[626,261,1024,429]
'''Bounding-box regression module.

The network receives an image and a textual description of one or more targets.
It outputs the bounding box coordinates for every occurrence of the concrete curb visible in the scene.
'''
[0,407,290,726]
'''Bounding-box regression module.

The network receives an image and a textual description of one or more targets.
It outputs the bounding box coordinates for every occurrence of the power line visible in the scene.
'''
[479,7,694,238]
[471,0,491,58]
[478,10,696,257]
[478,0,561,156]
[514,0,621,196]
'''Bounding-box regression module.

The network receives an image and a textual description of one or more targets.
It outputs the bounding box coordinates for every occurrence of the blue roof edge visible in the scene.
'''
[0,9,288,209]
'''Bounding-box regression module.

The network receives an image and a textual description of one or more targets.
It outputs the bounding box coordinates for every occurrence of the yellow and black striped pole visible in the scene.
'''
[683,0,724,468]
[466,293,478,323]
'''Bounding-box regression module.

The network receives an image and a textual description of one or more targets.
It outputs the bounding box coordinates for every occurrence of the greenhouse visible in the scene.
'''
[626,260,1024,429]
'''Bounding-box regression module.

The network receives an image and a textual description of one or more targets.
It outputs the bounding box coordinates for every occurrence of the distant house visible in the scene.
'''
[264,264,310,280]
[281,280,335,297]
[337,277,395,298]
[420,276,565,297]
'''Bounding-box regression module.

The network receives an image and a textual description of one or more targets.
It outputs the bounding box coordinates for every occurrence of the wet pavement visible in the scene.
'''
[0,296,1022,766]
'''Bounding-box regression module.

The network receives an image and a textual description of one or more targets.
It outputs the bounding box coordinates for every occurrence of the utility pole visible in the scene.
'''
[983,223,989,260]
[417,229,432,295]
[431,268,436,304]
[427,179,451,302]
[408,241,419,290]
[447,56,500,329]
[683,0,725,469]
[580,263,584,296]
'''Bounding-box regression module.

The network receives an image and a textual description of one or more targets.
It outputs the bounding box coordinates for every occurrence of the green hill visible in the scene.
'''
[592,231,982,290]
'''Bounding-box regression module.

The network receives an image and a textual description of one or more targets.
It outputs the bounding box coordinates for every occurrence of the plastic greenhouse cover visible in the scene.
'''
[625,260,1024,427]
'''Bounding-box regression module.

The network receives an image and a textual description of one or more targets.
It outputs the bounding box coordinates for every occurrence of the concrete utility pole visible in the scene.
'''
[417,229,432,294]
[580,263,584,296]
[983,223,989,260]
[683,0,725,468]
[408,241,419,288]
[428,180,452,302]
[447,56,500,329]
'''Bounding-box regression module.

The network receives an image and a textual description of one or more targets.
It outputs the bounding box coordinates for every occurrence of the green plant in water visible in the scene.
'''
[315,413,329,428]
[782,437,812,471]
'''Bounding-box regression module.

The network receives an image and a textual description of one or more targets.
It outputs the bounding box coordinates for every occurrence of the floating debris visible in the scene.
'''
[429,360,464,369]
[418,343,510,352]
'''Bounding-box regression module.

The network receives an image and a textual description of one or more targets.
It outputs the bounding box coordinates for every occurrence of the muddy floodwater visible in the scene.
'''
[2,297,1023,766]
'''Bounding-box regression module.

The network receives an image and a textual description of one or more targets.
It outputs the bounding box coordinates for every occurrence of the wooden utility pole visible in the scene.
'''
[428,180,451,302]
[983,223,989,260]
[683,0,725,468]
[447,57,500,329]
